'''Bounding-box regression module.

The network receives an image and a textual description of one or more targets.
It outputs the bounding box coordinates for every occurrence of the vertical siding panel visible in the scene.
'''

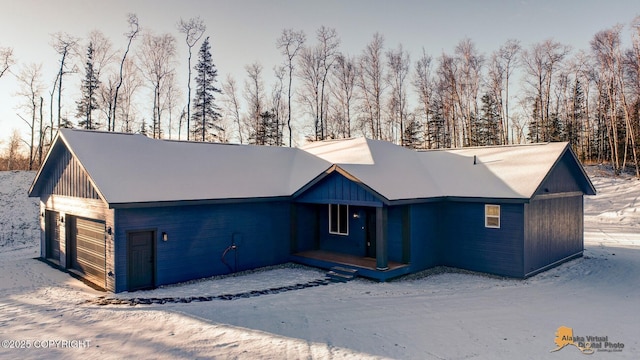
[524,195,583,275]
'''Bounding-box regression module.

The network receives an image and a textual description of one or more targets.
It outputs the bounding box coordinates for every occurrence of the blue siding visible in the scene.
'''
[409,203,440,271]
[386,206,404,263]
[524,196,583,275]
[295,172,383,206]
[536,151,590,195]
[441,202,525,277]
[38,143,100,199]
[292,204,318,252]
[114,201,291,292]
[315,204,367,257]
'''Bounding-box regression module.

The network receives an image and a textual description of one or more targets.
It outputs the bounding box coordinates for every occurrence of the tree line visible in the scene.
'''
[1,14,640,176]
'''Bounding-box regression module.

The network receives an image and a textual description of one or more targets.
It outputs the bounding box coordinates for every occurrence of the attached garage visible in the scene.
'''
[67,216,107,288]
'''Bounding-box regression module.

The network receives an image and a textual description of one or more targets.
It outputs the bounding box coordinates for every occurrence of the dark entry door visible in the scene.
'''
[128,231,155,291]
[45,210,60,261]
[365,209,376,258]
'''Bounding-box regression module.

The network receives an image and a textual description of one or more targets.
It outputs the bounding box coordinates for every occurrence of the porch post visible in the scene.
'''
[376,206,388,270]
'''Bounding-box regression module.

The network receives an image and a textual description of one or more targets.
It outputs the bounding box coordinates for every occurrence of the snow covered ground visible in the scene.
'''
[0,167,638,359]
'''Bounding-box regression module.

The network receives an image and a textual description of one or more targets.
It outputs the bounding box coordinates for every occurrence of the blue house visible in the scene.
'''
[29,129,595,292]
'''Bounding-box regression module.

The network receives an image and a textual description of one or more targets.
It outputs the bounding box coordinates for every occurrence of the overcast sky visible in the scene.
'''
[0,0,638,145]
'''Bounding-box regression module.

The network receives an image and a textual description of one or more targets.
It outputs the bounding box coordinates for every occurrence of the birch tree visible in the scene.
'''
[413,49,434,148]
[112,14,139,133]
[276,29,305,146]
[358,33,385,139]
[16,63,44,170]
[331,53,357,138]
[177,17,206,141]
[222,74,244,144]
[51,33,78,133]
[244,62,265,144]
[386,44,410,145]
[139,32,177,139]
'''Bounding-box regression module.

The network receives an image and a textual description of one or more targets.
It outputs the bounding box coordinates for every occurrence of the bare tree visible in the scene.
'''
[331,53,357,138]
[316,26,340,141]
[358,33,385,139]
[4,129,23,170]
[163,72,182,139]
[276,29,305,146]
[497,39,520,144]
[117,58,141,133]
[0,46,14,79]
[413,49,434,148]
[521,39,570,143]
[113,13,139,133]
[177,16,206,141]
[454,38,484,146]
[86,30,116,129]
[244,62,265,144]
[222,74,244,144]
[138,32,177,139]
[386,44,410,145]
[297,46,322,140]
[51,33,79,133]
[15,63,44,170]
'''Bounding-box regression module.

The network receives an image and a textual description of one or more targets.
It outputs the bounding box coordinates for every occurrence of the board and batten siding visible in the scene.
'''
[113,201,292,292]
[523,195,584,276]
[441,202,525,277]
[39,144,101,200]
[295,171,383,207]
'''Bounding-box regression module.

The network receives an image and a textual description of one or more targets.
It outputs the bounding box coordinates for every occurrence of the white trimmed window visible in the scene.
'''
[485,204,500,228]
[329,204,349,235]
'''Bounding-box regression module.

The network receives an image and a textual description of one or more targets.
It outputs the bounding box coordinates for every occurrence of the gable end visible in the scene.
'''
[30,140,101,200]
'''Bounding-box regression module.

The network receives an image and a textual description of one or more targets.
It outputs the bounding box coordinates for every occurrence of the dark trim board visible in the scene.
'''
[524,251,583,278]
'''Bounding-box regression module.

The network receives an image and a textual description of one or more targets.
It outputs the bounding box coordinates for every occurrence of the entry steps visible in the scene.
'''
[326,266,358,282]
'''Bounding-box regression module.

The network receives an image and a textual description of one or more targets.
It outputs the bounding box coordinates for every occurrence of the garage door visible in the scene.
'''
[68,216,106,288]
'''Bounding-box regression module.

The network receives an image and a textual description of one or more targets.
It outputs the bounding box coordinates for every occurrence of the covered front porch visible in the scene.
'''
[291,250,410,281]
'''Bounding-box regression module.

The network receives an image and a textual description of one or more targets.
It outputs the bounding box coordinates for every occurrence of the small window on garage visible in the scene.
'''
[329,204,349,235]
[485,204,500,228]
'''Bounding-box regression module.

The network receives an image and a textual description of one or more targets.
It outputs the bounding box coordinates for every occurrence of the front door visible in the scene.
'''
[128,231,155,291]
[365,209,376,258]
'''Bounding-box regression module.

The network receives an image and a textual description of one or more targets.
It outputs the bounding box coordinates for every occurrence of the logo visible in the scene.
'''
[550,326,624,354]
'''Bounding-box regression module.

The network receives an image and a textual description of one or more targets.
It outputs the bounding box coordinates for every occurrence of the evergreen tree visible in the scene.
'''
[402,115,422,149]
[76,42,100,129]
[190,37,222,141]
[478,93,502,145]
[250,109,282,146]
[565,79,585,148]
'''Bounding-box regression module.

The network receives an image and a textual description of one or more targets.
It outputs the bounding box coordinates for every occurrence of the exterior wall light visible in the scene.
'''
[162,232,168,242]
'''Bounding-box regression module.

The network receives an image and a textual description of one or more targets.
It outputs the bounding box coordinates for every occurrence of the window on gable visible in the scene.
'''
[485,204,500,228]
[329,204,349,235]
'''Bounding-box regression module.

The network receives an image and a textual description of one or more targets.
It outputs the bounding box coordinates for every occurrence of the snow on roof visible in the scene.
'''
[55,129,331,205]
[418,142,570,199]
[303,138,572,201]
[302,138,442,200]
[32,130,582,206]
